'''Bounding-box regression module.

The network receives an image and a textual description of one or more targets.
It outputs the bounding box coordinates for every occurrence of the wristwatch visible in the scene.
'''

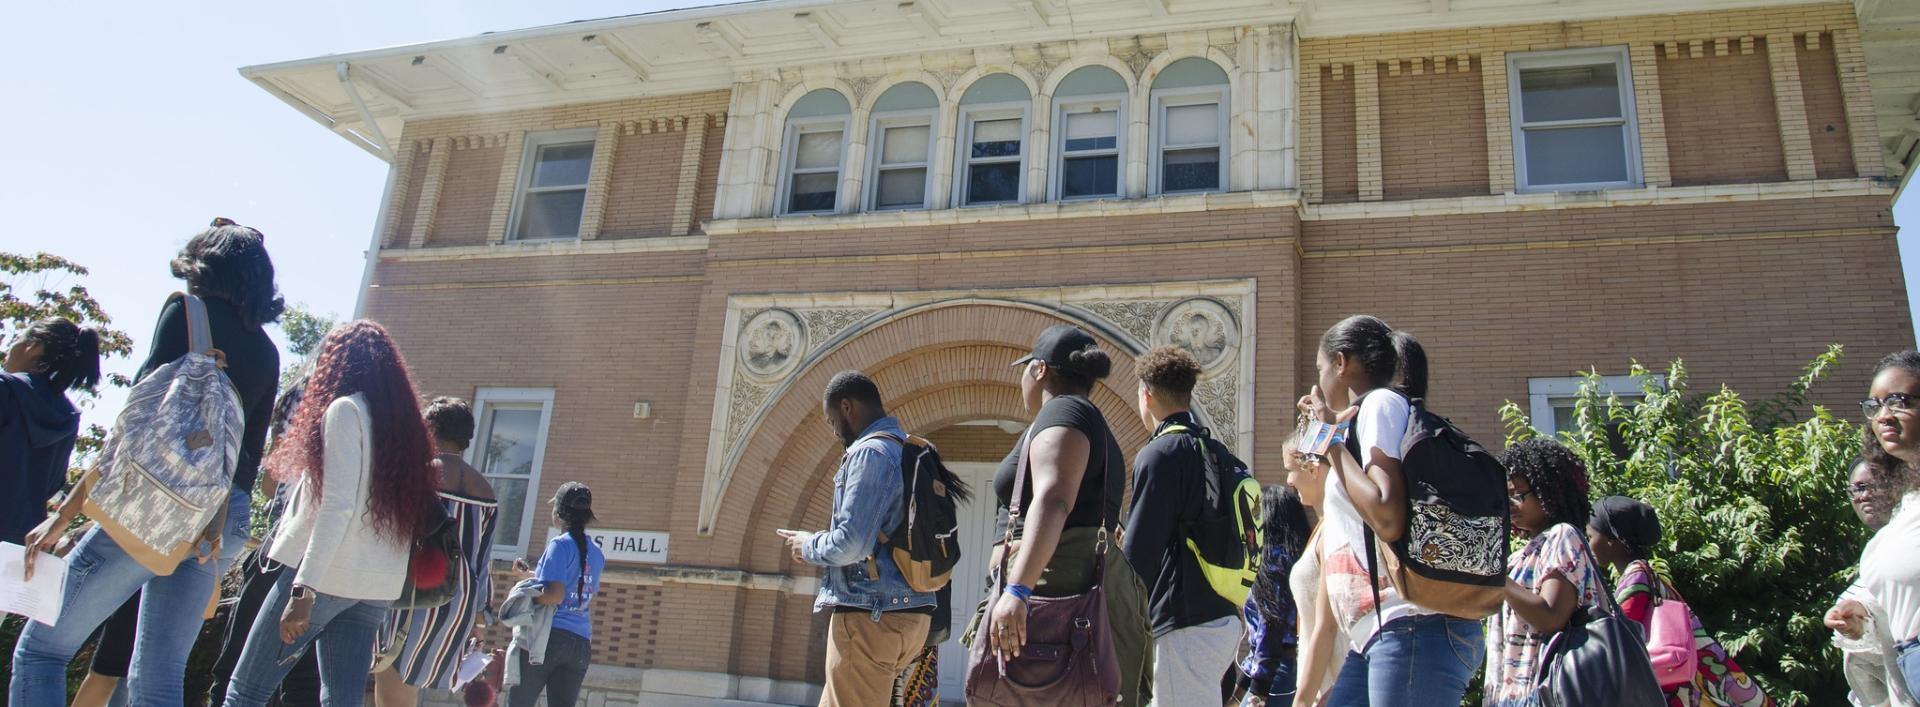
[290,585,312,601]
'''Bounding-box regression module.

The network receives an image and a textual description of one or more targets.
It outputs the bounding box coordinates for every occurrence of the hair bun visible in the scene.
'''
[1066,346,1113,380]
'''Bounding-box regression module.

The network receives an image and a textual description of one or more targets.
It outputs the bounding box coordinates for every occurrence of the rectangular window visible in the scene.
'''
[783,121,845,214]
[960,109,1026,206]
[869,115,932,211]
[1055,103,1121,200]
[509,130,597,241]
[1509,48,1641,191]
[1528,375,1655,437]
[470,388,555,557]
[1153,92,1224,194]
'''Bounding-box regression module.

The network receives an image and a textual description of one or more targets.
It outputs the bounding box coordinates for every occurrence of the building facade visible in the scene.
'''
[246,0,1920,703]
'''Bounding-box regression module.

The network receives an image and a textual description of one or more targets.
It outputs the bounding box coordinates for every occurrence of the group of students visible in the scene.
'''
[1,220,605,706]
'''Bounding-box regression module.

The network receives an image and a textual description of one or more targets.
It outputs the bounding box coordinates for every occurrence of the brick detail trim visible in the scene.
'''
[1356,61,1383,202]
[487,131,527,245]
[1629,44,1673,187]
[672,119,710,236]
[379,141,421,248]
[578,122,621,240]
[1767,34,1818,181]
[408,137,452,249]
[1301,64,1323,203]
[1480,52,1514,194]
[1832,28,1887,178]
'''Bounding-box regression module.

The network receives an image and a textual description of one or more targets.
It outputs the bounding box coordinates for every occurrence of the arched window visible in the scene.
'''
[1052,66,1128,201]
[1150,58,1229,195]
[866,82,939,211]
[780,89,851,215]
[955,74,1030,207]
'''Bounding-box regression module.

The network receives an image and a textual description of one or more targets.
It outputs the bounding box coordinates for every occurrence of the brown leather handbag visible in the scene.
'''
[964,429,1120,706]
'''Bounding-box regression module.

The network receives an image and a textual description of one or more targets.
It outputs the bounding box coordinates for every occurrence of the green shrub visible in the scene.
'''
[1499,345,1864,706]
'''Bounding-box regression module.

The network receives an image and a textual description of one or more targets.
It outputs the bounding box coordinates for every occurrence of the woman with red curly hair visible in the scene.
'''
[222,321,440,707]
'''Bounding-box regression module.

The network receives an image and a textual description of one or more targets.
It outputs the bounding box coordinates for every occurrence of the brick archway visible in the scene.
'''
[715,303,1152,684]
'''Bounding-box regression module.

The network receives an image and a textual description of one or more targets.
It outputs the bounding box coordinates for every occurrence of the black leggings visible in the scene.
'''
[207,553,321,706]
[508,629,592,707]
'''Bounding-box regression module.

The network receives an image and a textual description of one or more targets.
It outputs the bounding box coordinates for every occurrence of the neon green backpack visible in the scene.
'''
[1158,424,1262,606]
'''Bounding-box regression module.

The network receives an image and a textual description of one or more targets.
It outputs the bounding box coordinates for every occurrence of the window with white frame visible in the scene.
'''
[1053,66,1127,201]
[509,129,597,241]
[780,89,852,215]
[1509,48,1641,191]
[1528,374,1655,437]
[470,388,555,557]
[956,74,1032,207]
[866,82,940,211]
[1150,57,1230,195]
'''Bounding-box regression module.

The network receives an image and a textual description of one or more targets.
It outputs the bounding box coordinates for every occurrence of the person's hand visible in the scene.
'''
[1827,599,1869,640]
[988,591,1029,661]
[511,558,534,579]
[1296,386,1359,426]
[777,530,814,564]
[279,589,315,644]
[21,514,63,580]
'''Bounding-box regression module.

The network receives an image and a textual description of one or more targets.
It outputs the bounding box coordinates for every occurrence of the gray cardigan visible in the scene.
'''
[498,577,557,687]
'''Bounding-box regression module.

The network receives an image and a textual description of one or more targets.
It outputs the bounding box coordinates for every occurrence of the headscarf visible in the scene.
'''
[1590,495,1662,559]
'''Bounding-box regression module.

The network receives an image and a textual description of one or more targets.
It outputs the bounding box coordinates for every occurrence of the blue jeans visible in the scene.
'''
[9,487,249,707]
[1898,638,1920,703]
[221,570,391,707]
[1327,614,1485,707]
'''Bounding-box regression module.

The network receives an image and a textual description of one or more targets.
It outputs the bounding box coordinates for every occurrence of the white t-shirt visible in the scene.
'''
[1861,492,1920,647]
[1319,389,1426,650]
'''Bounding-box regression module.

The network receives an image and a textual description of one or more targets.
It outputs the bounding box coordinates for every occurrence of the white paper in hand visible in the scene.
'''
[455,650,488,687]
[0,542,67,626]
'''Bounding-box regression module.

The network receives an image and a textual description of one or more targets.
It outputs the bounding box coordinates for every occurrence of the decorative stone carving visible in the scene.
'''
[1153,298,1239,373]
[802,309,883,350]
[725,381,771,451]
[1120,49,1155,79]
[845,75,881,102]
[738,308,806,382]
[930,68,966,90]
[1194,371,1239,449]
[1079,301,1166,346]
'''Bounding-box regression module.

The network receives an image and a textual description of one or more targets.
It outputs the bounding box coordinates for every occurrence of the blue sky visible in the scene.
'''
[2,1,1916,431]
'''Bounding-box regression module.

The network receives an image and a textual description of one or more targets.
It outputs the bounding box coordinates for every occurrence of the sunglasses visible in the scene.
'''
[1860,392,1918,419]
[210,217,265,241]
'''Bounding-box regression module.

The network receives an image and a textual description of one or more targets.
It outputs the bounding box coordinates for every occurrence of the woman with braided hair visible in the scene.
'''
[507,482,604,707]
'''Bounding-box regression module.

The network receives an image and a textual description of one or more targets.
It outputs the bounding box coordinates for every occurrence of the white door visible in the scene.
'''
[939,462,1002,702]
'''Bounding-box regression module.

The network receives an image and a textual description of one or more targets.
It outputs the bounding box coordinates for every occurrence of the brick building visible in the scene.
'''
[245,0,1920,703]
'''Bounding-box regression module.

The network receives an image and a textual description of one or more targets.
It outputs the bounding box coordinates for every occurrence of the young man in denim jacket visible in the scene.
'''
[780,370,936,706]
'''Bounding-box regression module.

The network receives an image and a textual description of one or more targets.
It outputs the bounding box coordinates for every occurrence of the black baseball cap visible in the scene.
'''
[551,481,596,522]
[1012,325,1099,370]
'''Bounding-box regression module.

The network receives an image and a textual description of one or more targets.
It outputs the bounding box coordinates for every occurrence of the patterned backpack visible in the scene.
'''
[82,293,245,575]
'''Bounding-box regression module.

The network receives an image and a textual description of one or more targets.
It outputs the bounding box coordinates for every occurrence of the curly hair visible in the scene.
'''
[424,396,476,452]
[1137,345,1202,405]
[1502,438,1594,531]
[17,318,102,393]
[171,224,285,329]
[266,321,436,542]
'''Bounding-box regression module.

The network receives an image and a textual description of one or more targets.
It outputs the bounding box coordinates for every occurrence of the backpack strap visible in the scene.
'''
[853,430,907,565]
[180,292,214,356]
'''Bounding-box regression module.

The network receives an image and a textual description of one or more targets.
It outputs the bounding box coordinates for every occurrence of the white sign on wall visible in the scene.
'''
[549,527,669,564]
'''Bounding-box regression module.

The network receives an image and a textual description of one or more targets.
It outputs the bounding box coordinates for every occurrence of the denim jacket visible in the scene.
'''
[802,416,936,615]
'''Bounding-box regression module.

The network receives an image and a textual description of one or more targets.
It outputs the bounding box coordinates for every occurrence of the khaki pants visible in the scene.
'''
[821,610,933,707]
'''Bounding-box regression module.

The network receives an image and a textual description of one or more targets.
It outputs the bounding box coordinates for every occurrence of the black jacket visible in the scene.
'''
[0,371,79,544]
[136,295,280,493]
[1121,411,1241,637]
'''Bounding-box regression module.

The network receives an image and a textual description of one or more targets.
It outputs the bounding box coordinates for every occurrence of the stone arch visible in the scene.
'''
[771,81,860,125]
[1139,49,1240,87]
[1039,57,1140,98]
[943,65,1042,105]
[857,75,948,115]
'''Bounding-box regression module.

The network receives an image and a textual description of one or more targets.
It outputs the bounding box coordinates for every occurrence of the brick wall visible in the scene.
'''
[1798,38,1858,179]
[1379,58,1488,200]
[386,146,429,246]
[1659,40,1788,186]
[600,131,687,239]
[694,126,725,230]
[1321,65,1359,203]
[925,425,1019,463]
[428,143,505,247]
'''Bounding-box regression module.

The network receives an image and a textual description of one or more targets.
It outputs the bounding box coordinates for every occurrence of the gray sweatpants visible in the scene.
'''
[1149,615,1244,706]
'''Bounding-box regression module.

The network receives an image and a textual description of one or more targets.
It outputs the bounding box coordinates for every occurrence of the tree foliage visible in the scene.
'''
[1,251,136,461]
[278,302,336,360]
[1499,345,1862,706]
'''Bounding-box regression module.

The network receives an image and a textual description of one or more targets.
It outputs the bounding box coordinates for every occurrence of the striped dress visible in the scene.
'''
[378,489,499,690]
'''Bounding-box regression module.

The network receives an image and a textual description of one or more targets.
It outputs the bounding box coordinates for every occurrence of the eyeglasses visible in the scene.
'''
[1850,478,1889,499]
[209,217,265,241]
[1860,393,1918,419]
[1508,488,1536,504]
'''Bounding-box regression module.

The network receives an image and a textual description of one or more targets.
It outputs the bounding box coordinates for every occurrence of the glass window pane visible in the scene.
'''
[1523,125,1629,186]
[1162,148,1220,192]
[515,190,586,239]
[881,125,930,165]
[788,172,838,212]
[1065,111,1116,141]
[1519,63,1622,123]
[795,130,844,170]
[478,408,542,477]
[971,118,1022,158]
[1165,104,1218,146]
[1551,403,1576,436]
[876,168,927,208]
[1060,155,1119,198]
[491,476,528,550]
[531,143,594,188]
[966,162,1021,204]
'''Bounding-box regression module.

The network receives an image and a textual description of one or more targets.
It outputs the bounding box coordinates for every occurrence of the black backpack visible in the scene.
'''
[1161,423,1262,605]
[871,433,971,593]
[1346,393,1510,620]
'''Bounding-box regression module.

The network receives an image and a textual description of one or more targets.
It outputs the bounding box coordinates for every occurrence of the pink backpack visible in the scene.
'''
[1642,566,1698,689]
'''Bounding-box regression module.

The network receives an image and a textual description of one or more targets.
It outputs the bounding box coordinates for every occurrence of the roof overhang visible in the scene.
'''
[242,0,1915,169]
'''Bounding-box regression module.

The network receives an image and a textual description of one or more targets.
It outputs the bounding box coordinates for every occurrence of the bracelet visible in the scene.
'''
[1004,583,1034,603]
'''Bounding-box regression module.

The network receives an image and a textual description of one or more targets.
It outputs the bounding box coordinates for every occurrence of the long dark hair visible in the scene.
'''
[17,318,102,393]
[1319,315,1427,400]
[266,321,436,542]
[1502,438,1594,532]
[553,484,596,602]
[1251,485,1311,625]
[171,224,285,329]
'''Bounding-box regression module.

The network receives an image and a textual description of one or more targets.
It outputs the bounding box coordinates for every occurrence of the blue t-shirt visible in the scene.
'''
[536,533,605,640]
